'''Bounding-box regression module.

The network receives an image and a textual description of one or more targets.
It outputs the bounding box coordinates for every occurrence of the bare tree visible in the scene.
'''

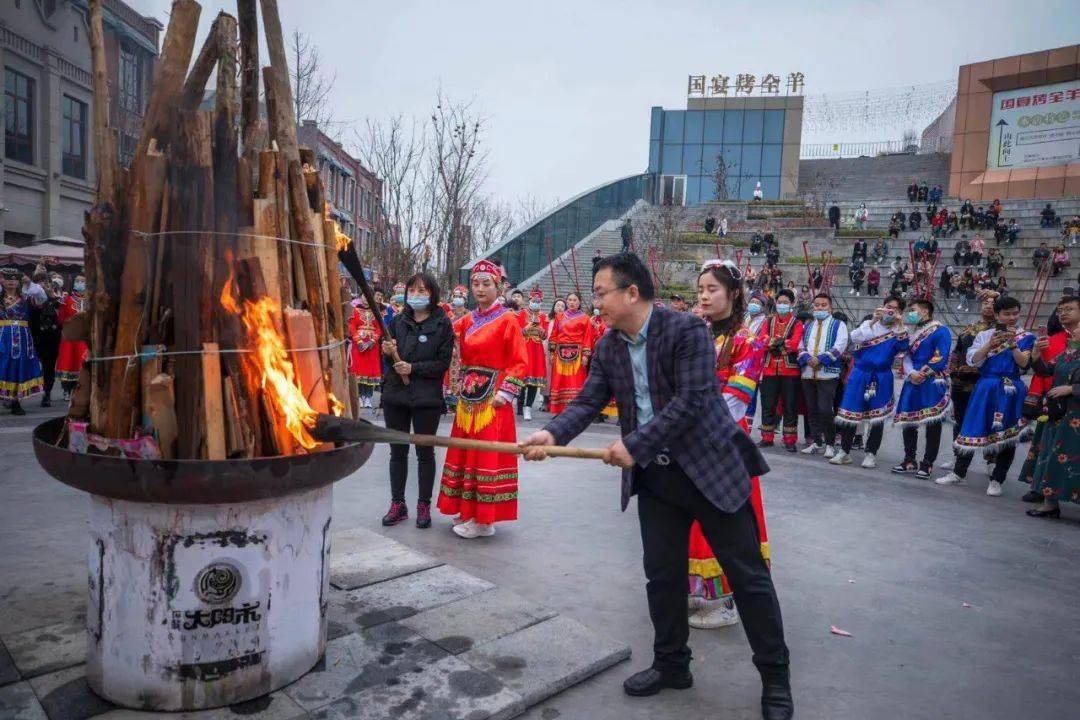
[637,204,690,291]
[712,153,731,201]
[800,169,842,218]
[466,194,515,256]
[430,90,490,283]
[514,194,556,228]
[289,30,336,131]
[355,115,438,280]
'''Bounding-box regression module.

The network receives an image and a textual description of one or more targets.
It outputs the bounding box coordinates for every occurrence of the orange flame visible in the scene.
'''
[220,254,343,452]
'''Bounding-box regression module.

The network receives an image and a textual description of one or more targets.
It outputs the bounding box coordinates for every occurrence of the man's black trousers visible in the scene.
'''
[636,460,789,674]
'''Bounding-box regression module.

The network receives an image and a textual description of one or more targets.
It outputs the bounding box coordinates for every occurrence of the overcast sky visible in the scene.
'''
[137,0,1080,210]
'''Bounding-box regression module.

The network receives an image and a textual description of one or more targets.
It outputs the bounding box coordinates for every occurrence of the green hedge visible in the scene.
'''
[679,232,749,247]
[835,228,887,238]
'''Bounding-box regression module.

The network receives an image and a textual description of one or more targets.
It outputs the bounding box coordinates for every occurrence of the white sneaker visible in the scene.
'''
[688,596,740,629]
[828,450,852,465]
[986,480,1003,497]
[940,460,952,469]
[861,453,877,468]
[935,472,964,486]
[824,445,837,459]
[451,515,468,526]
[523,407,532,421]
[452,519,495,539]
[801,443,822,455]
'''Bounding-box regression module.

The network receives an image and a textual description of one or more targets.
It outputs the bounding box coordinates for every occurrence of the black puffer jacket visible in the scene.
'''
[381,304,454,409]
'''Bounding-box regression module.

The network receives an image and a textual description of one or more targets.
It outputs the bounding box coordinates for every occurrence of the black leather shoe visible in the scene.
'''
[760,666,794,720]
[622,667,693,697]
[1021,490,1042,503]
[756,439,774,448]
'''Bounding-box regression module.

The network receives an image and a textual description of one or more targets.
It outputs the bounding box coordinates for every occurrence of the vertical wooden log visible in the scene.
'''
[103,146,166,438]
[286,159,329,357]
[134,0,201,164]
[249,202,282,303]
[139,344,162,428]
[222,375,252,457]
[257,149,293,304]
[87,0,116,203]
[201,343,227,460]
[237,0,261,161]
[259,0,301,165]
[262,67,280,153]
[168,110,215,458]
[180,13,227,110]
[323,218,350,418]
[237,156,254,228]
[285,308,330,452]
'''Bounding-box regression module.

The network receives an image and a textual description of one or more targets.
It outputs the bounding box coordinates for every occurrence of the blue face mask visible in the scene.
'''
[391,294,405,304]
[73,281,85,293]
[528,301,540,311]
[813,310,830,321]
[407,294,430,310]
[775,303,791,315]
[452,297,466,307]
[747,302,763,315]
[905,311,920,324]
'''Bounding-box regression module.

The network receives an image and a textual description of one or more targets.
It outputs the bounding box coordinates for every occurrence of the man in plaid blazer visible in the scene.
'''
[522,254,792,720]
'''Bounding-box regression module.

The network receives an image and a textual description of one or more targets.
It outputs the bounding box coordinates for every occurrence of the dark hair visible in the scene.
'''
[993,295,1020,314]
[550,297,566,316]
[1056,295,1078,308]
[882,295,904,309]
[698,263,747,335]
[593,252,655,301]
[405,272,441,308]
[776,288,795,302]
[908,298,934,316]
[813,293,832,304]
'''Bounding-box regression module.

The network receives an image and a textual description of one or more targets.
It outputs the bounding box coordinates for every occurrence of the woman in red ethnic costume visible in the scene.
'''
[437,259,529,539]
[547,291,596,414]
[688,259,771,629]
[589,307,619,420]
[55,274,88,398]
[516,286,548,421]
[349,297,383,408]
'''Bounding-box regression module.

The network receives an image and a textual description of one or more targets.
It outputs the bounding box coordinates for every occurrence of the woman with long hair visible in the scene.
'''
[436,260,528,538]
[547,291,596,413]
[687,259,771,628]
[1,267,44,414]
[380,273,454,528]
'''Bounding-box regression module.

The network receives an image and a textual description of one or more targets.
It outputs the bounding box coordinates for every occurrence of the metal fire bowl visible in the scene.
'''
[33,417,374,504]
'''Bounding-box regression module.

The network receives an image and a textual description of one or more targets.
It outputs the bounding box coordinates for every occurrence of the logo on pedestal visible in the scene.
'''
[194,562,241,604]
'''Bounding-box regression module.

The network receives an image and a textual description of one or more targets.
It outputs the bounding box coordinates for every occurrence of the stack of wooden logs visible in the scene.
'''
[79,0,353,459]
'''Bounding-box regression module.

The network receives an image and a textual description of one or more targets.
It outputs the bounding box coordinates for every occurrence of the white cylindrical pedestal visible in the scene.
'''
[85,485,332,710]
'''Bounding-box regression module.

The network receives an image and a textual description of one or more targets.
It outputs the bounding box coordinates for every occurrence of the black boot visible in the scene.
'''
[759,665,794,720]
[622,667,693,697]
[11,400,25,416]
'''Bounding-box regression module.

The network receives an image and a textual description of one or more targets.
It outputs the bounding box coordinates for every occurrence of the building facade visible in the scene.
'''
[298,120,383,267]
[949,44,1080,200]
[647,95,803,205]
[1,0,161,251]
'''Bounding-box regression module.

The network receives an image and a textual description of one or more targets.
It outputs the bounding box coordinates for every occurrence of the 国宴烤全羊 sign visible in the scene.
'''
[987,80,1080,170]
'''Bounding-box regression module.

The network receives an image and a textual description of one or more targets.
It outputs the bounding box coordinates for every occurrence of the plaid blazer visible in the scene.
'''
[544,306,769,513]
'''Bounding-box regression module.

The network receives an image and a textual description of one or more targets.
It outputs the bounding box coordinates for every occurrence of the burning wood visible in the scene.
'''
[78,0,351,459]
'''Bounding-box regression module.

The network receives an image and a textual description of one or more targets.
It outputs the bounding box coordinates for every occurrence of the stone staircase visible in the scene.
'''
[799,153,951,201]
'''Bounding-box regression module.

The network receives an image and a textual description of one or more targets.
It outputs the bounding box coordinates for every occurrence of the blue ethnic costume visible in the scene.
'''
[894,320,953,426]
[953,328,1035,454]
[0,294,44,401]
[835,319,907,428]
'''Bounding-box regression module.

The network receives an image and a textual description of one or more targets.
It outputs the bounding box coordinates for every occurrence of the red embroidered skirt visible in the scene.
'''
[548,344,587,413]
[688,418,770,599]
[350,344,382,387]
[437,400,519,524]
[523,340,547,388]
[55,338,87,382]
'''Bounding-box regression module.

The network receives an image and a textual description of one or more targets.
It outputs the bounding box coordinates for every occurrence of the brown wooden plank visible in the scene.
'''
[201,343,227,460]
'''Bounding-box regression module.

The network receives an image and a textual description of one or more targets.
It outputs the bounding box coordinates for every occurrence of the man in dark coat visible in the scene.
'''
[828,204,841,230]
[907,182,918,202]
[522,253,792,720]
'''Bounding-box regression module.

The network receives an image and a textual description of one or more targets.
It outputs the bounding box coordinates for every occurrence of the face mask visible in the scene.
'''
[452,297,465,307]
[813,310,829,321]
[74,281,85,293]
[905,311,920,324]
[407,294,430,310]
[775,303,791,315]
[883,311,895,323]
[593,308,600,316]
[391,294,405,304]
[747,302,763,315]
[528,301,540,311]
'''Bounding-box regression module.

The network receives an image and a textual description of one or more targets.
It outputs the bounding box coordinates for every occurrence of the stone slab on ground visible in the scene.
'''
[282,622,448,712]
[308,654,524,720]
[3,621,85,679]
[0,681,49,720]
[27,665,113,720]
[88,692,307,720]
[0,639,19,687]
[0,582,85,637]
[329,527,442,590]
[401,588,558,655]
[462,615,632,709]
[327,564,495,640]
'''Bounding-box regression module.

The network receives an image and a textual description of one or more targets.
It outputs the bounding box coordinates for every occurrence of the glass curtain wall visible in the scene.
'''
[461,174,649,285]
[648,108,785,203]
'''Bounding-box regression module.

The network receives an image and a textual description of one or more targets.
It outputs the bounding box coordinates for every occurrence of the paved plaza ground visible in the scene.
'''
[2,400,1079,719]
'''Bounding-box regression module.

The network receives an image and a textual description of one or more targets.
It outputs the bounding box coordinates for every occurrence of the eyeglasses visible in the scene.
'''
[592,285,629,301]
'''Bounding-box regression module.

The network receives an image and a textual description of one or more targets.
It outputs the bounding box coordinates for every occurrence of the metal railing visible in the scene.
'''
[800,137,951,159]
